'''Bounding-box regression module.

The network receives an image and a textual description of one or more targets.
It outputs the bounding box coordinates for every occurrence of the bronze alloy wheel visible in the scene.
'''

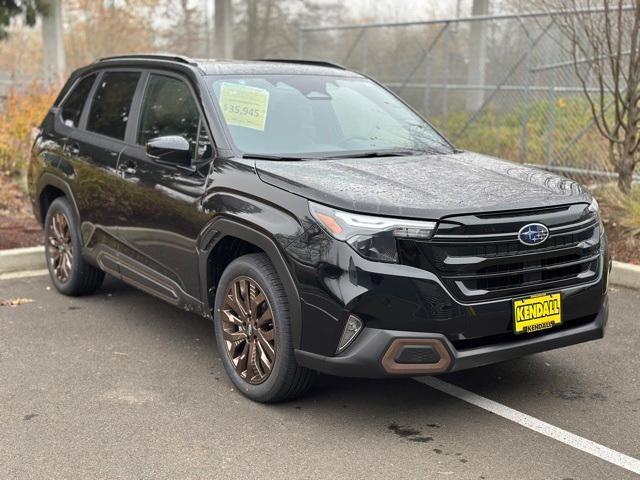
[48,212,73,283]
[221,276,277,385]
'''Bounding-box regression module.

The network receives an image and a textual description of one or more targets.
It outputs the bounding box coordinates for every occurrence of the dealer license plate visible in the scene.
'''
[513,293,562,334]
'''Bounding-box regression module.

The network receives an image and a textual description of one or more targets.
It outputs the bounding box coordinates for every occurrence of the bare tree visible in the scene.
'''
[214,0,233,58]
[41,0,65,83]
[235,0,344,59]
[537,1,640,193]
[62,0,163,68]
[245,0,258,58]
[161,0,205,56]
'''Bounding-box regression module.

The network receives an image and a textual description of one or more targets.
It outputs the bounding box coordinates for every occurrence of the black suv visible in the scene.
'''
[29,54,609,402]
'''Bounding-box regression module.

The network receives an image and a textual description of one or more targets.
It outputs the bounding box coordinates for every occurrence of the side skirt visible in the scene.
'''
[92,245,207,318]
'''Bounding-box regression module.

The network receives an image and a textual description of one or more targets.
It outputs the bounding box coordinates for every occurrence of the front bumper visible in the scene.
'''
[295,295,608,378]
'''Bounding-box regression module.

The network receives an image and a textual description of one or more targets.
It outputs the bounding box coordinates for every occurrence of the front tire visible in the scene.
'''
[213,253,314,403]
[44,197,105,296]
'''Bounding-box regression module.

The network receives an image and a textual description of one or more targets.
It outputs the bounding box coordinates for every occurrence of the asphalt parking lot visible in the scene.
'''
[1,273,639,480]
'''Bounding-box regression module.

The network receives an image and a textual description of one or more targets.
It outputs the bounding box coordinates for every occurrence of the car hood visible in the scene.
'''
[254,151,591,220]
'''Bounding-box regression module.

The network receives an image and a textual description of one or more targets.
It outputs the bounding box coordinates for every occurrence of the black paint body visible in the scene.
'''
[28,57,609,377]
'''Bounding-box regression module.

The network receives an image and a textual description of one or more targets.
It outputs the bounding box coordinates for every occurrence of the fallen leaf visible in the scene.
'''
[1,298,34,307]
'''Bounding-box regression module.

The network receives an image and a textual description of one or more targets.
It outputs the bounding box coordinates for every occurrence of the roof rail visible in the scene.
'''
[96,54,197,66]
[257,58,346,70]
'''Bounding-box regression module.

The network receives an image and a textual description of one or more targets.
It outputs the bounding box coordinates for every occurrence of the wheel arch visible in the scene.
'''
[199,217,303,349]
[36,174,80,226]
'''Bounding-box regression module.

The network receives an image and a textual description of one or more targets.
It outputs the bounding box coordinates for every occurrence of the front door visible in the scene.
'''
[112,73,214,300]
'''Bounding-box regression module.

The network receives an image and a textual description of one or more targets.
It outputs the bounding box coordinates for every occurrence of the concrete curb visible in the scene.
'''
[0,246,639,290]
[610,261,640,290]
[0,246,46,274]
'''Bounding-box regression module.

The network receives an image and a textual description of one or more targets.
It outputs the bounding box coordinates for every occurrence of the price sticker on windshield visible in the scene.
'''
[219,83,269,131]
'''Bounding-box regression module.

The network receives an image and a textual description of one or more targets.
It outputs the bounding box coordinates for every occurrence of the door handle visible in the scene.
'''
[64,142,81,156]
[118,161,137,178]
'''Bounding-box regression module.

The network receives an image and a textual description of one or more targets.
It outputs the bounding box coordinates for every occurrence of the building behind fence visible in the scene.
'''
[299,8,634,186]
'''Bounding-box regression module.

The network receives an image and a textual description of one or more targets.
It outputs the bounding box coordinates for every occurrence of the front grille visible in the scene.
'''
[398,204,602,301]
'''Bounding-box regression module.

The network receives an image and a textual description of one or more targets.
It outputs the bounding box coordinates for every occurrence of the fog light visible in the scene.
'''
[336,315,363,353]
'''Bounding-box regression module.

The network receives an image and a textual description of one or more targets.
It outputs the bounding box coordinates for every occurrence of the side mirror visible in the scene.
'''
[146,136,191,166]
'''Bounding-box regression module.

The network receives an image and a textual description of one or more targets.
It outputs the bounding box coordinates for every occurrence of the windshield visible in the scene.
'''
[208,74,453,158]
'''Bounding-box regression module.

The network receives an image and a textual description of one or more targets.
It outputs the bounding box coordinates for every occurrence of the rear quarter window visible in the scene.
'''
[87,72,141,140]
[60,74,97,128]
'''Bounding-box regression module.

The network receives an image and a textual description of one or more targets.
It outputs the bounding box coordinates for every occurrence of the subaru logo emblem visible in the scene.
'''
[518,223,549,246]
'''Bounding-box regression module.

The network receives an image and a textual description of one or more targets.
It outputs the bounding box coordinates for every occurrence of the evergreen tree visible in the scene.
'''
[0,0,49,39]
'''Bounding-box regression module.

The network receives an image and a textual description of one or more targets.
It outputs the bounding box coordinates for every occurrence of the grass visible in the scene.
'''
[429,95,611,173]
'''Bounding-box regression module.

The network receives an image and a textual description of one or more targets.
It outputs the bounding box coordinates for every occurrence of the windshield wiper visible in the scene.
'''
[242,153,305,161]
[243,148,448,161]
[320,149,423,160]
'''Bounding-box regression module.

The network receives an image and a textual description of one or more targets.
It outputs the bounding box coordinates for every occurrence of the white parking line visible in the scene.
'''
[0,269,49,280]
[415,376,640,476]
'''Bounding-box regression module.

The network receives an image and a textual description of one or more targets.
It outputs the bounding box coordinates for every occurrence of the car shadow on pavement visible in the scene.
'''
[96,276,569,411]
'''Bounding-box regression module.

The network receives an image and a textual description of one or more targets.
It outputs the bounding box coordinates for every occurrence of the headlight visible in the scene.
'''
[588,197,604,234]
[309,201,437,263]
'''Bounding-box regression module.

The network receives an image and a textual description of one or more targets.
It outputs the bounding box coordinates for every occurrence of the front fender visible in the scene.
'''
[198,215,305,349]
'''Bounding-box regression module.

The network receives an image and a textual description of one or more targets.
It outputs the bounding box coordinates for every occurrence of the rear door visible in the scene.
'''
[73,70,142,236]
[112,72,214,300]
[46,72,100,221]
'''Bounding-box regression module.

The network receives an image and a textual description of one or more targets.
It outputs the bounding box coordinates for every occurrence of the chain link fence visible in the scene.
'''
[299,8,636,186]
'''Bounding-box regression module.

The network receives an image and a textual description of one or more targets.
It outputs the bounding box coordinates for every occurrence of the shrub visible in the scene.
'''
[621,192,640,236]
[0,84,57,180]
[595,184,640,236]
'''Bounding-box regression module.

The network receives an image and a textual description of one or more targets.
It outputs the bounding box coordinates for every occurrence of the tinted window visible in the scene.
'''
[137,75,201,157]
[61,74,96,128]
[87,72,140,140]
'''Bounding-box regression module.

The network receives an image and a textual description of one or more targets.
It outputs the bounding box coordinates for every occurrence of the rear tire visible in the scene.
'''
[213,253,315,403]
[44,197,105,296]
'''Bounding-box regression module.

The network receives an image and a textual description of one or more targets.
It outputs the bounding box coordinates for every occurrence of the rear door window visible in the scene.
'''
[87,71,141,140]
[60,74,96,128]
